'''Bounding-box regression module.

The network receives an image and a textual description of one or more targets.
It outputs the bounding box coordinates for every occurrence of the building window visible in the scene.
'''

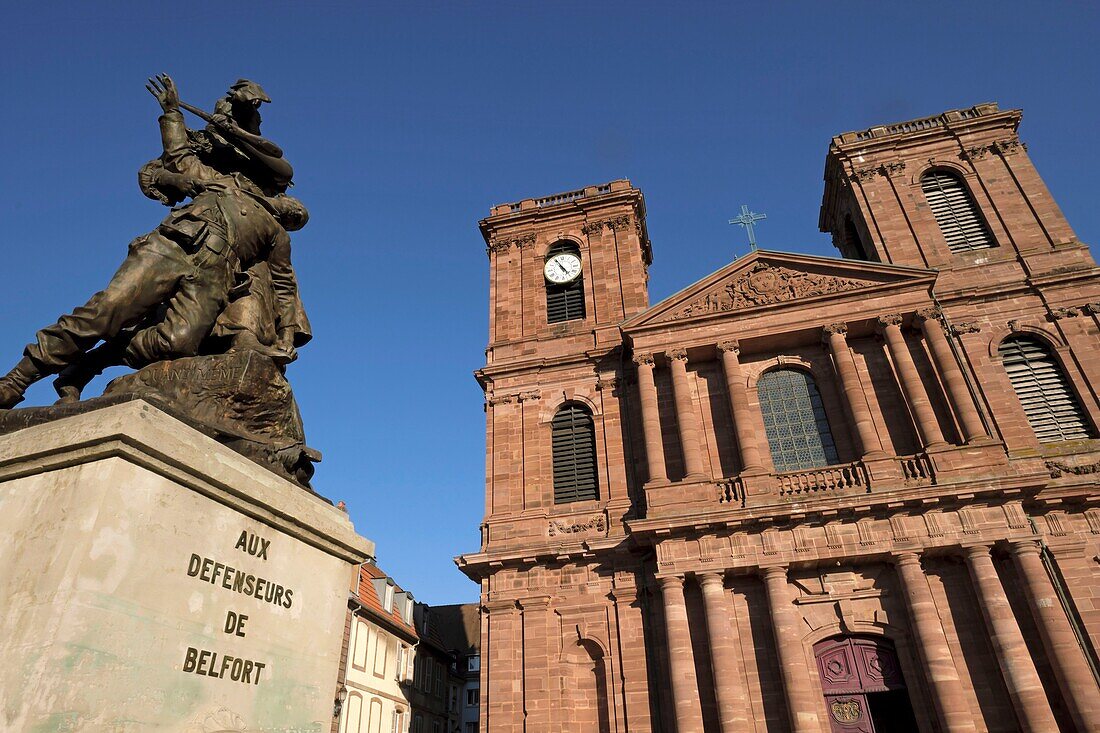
[552,403,599,503]
[467,655,480,673]
[545,242,586,323]
[467,688,480,707]
[842,216,874,261]
[434,662,444,696]
[395,645,407,682]
[352,620,369,670]
[392,709,407,733]
[920,170,993,253]
[383,583,395,613]
[758,368,839,472]
[413,714,423,733]
[432,722,441,733]
[373,634,388,677]
[465,724,478,733]
[1000,335,1090,442]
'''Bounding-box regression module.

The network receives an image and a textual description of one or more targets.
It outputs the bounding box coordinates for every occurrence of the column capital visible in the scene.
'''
[482,599,520,615]
[915,306,943,323]
[657,574,686,592]
[759,565,789,582]
[962,543,993,560]
[877,313,904,329]
[822,322,848,338]
[519,595,553,611]
[633,352,655,367]
[1009,540,1043,558]
[696,571,727,590]
[891,550,923,569]
[717,340,740,355]
[667,347,688,362]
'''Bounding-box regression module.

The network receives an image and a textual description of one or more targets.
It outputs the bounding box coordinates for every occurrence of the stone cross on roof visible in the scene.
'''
[729,204,767,251]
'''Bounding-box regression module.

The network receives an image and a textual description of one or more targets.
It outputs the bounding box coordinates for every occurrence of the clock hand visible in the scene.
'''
[558,262,569,276]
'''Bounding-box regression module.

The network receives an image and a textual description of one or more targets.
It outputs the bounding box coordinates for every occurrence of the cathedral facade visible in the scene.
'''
[456,103,1100,733]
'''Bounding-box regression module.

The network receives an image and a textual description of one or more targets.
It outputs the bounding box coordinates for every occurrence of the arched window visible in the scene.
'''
[843,215,874,261]
[758,368,839,472]
[545,241,586,324]
[920,170,993,253]
[552,403,599,503]
[999,335,1090,442]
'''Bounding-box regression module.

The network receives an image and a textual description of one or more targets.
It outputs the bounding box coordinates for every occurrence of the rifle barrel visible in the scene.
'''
[179,101,214,124]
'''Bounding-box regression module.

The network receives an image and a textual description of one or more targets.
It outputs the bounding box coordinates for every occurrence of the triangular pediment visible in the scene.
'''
[624,250,936,329]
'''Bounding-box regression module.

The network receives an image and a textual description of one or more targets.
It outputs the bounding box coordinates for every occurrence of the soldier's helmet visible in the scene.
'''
[228,79,271,107]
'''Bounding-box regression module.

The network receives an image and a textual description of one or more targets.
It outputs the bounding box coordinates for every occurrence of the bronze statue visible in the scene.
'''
[0,75,320,487]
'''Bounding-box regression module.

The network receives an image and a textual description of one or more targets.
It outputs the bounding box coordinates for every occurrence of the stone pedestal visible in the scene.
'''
[0,400,375,732]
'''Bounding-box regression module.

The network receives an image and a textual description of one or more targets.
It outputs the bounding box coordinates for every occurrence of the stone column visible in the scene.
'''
[823,323,885,458]
[717,341,765,473]
[892,552,977,733]
[915,307,989,444]
[483,599,524,733]
[761,566,822,733]
[1010,541,1100,733]
[963,545,1059,732]
[667,348,707,480]
[659,575,705,733]
[520,596,553,730]
[698,572,748,733]
[634,353,668,485]
[879,314,947,449]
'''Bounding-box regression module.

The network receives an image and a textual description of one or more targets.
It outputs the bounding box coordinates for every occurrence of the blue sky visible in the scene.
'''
[1,2,1097,603]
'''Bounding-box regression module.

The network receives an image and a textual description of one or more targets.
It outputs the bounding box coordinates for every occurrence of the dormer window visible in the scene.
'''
[383,583,394,613]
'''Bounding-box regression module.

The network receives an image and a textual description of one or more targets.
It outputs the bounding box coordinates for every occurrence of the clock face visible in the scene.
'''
[544,253,582,284]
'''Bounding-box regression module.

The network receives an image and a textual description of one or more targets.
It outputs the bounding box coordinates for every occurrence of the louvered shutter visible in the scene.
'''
[546,278,586,323]
[545,242,586,324]
[921,171,993,253]
[758,369,840,472]
[552,404,599,503]
[1000,337,1090,442]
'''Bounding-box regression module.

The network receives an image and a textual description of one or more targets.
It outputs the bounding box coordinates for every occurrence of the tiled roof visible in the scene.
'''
[354,562,418,639]
[431,603,480,655]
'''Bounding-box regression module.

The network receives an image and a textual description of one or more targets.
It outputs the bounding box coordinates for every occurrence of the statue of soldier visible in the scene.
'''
[0,75,309,409]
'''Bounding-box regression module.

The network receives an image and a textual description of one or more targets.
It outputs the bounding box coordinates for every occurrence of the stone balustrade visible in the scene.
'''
[776,461,868,496]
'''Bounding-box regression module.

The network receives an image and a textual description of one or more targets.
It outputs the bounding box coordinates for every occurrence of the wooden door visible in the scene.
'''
[814,636,908,733]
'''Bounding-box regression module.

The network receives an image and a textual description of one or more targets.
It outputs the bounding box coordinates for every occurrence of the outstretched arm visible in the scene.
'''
[147,74,221,182]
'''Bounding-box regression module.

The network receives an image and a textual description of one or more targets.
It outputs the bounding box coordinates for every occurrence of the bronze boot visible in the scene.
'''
[0,356,43,409]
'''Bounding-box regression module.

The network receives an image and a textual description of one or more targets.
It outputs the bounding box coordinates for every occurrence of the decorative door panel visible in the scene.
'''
[851,638,905,691]
[816,638,861,694]
[825,694,875,733]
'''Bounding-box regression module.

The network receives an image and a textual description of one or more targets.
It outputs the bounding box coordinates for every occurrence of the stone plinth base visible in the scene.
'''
[0,400,375,732]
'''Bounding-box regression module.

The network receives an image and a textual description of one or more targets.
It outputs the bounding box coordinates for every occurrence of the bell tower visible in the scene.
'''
[819,103,1091,293]
[479,179,651,366]
[473,179,651,555]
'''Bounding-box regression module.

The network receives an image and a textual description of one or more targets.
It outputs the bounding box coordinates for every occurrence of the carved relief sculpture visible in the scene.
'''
[662,262,879,321]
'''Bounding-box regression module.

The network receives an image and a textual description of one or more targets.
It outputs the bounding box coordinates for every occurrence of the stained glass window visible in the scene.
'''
[757,368,839,472]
